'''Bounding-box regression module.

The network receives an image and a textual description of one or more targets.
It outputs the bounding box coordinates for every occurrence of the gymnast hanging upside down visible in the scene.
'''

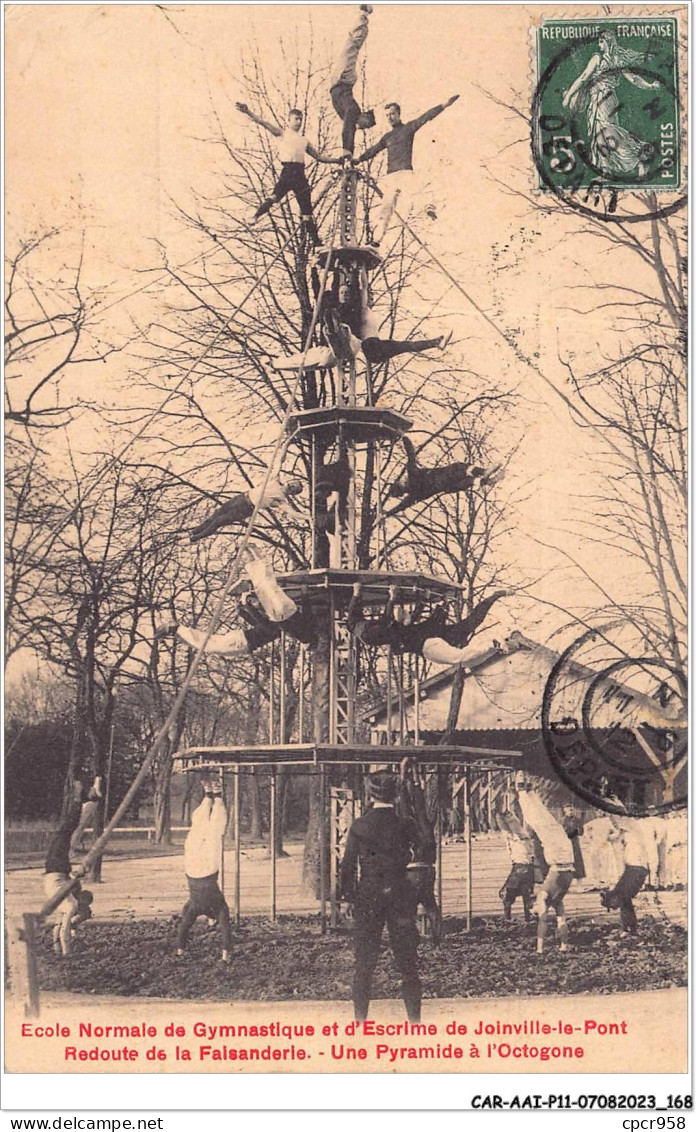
[386,437,503,516]
[155,553,316,656]
[274,263,452,372]
[514,774,576,956]
[176,777,232,964]
[346,585,509,665]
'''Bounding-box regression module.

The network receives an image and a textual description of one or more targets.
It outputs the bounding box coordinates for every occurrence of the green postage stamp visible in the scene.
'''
[532,16,681,196]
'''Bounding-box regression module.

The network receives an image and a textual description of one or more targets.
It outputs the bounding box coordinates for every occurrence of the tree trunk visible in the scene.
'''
[245,667,264,841]
[62,668,89,822]
[303,785,323,897]
[270,649,299,857]
[153,749,173,844]
[180,775,195,823]
[302,462,333,897]
[62,719,84,822]
[152,710,183,845]
[272,766,290,857]
[87,796,106,882]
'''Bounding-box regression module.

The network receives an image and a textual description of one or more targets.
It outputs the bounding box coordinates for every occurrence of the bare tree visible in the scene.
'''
[4,230,119,431]
[7,455,172,870]
[4,441,64,664]
[480,87,686,680]
[5,32,516,881]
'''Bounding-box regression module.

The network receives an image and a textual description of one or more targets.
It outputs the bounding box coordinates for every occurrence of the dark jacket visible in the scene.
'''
[340,806,416,901]
[356,104,446,173]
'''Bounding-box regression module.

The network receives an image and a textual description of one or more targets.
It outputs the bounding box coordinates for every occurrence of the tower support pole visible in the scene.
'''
[436,766,444,918]
[233,767,241,926]
[218,766,226,896]
[319,765,328,934]
[270,769,277,921]
[464,767,473,931]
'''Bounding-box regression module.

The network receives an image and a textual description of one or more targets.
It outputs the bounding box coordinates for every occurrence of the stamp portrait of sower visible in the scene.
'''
[560,30,660,180]
[532,16,683,218]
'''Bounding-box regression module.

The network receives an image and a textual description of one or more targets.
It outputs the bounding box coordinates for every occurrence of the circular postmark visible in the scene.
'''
[531,25,686,223]
[541,628,687,816]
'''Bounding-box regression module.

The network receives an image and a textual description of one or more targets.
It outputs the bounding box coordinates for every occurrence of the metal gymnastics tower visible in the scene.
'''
[174,167,521,929]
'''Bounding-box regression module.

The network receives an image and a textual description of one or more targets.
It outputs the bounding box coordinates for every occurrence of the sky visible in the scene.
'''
[5,2,687,664]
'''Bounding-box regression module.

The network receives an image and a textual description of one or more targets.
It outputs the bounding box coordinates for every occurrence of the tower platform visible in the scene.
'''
[231,568,465,607]
[286,406,411,445]
[173,743,522,771]
[314,245,381,271]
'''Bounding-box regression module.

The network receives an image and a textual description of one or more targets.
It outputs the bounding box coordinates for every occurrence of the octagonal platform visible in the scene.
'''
[173,742,522,771]
[314,244,382,271]
[231,568,465,607]
[286,406,411,446]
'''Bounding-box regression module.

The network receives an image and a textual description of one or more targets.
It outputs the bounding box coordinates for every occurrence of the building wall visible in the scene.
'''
[413,647,547,733]
[380,640,672,735]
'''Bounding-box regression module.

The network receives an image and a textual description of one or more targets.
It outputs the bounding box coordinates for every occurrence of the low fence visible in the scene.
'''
[5,826,190,854]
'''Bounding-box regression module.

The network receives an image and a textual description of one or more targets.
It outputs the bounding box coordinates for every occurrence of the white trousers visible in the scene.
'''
[273,346,337,371]
[70,799,98,852]
[330,9,369,88]
[245,557,298,621]
[421,637,468,665]
[273,330,362,372]
[372,170,423,243]
[177,625,249,657]
[44,872,78,956]
[421,634,503,668]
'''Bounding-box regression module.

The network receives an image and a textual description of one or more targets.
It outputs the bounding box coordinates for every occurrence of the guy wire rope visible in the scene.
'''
[387,193,644,470]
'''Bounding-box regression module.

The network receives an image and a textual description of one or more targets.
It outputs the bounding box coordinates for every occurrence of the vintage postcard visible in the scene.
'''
[4,1,688,1105]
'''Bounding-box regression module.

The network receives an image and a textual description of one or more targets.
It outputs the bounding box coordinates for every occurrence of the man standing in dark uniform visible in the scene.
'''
[340,769,424,1023]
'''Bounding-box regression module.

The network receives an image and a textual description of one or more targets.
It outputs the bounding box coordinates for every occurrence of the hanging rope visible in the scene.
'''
[389,197,640,469]
[361,165,642,469]
[37,183,344,921]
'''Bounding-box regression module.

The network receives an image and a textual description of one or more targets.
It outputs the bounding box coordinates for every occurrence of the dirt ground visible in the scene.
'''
[33,913,687,1002]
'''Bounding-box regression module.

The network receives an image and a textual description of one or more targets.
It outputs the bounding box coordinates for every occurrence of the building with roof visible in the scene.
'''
[362,630,685,820]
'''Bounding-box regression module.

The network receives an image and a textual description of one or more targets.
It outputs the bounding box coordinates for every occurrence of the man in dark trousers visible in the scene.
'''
[346,585,509,667]
[599,818,650,936]
[387,437,502,516]
[496,808,536,923]
[236,104,340,243]
[340,769,423,1022]
[399,758,440,944]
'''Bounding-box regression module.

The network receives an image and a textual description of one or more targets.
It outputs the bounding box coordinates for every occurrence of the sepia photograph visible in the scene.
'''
[4,1,688,1099]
